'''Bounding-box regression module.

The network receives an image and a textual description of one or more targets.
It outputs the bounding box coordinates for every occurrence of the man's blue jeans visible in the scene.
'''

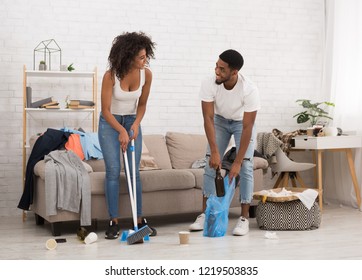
[203,114,255,203]
[98,113,143,219]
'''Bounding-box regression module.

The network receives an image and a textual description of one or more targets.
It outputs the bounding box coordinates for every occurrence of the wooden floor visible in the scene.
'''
[1,204,362,260]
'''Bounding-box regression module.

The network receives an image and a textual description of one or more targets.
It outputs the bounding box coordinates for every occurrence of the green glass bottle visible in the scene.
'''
[77,227,88,241]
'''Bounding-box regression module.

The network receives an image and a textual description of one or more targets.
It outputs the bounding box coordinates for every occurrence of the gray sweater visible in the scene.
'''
[44,150,91,226]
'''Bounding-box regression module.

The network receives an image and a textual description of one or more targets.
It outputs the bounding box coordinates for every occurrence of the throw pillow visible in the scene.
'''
[166,132,207,169]
[140,140,159,171]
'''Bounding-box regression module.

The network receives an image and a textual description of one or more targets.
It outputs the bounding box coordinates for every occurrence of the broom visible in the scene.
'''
[121,138,152,245]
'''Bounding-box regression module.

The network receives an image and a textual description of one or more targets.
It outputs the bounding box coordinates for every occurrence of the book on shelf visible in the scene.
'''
[40,101,60,109]
[30,97,53,108]
[43,105,60,109]
[26,87,32,108]
[69,100,95,107]
[68,104,94,109]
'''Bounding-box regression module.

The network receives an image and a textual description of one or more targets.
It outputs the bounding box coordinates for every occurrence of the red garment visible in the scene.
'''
[65,134,85,160]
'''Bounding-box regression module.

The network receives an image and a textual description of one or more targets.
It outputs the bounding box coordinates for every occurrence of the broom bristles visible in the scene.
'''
[126,225,152,245]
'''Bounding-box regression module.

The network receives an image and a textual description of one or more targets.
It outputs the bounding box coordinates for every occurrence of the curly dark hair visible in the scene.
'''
[108,31,156,80]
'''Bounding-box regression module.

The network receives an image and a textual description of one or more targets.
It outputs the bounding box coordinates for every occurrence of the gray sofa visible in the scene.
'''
[30,132,268,236]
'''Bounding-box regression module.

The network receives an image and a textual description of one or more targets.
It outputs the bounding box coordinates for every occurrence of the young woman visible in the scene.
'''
[98,32,156,239]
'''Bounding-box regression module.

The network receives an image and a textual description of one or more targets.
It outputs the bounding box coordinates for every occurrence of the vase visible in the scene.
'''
[39,64,47,71]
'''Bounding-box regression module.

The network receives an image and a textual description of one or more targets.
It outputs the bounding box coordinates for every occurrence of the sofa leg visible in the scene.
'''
[50,222,62,236]
[34,214,45,225]
[92,219,98,231]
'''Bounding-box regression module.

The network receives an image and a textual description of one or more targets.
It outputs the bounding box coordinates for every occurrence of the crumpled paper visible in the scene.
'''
[264,231,278,239]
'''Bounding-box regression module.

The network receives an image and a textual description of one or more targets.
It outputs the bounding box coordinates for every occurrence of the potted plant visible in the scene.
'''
[39,60,47,71]
[67,63,75,72]
[293,99,335,126]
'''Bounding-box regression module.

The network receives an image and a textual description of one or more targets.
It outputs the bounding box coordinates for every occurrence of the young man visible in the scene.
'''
[190,49,260,236]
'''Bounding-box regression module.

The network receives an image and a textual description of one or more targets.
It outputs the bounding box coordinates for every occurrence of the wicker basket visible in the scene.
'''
[254,188,321,230]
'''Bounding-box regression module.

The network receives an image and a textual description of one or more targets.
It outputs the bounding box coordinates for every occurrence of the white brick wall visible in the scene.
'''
[0,0,325,217]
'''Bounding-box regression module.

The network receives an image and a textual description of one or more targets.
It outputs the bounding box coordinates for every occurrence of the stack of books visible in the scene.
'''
[26,87,59,109]
[68,100,95,109]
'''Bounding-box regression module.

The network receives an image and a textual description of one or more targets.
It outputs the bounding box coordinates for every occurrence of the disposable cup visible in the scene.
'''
[306,128,314,137]
[84,232,98,244]
[178,231,190,245]
[45,238,57,250]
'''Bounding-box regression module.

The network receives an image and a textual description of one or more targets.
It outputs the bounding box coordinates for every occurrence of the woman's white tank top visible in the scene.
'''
[111,69,145,115]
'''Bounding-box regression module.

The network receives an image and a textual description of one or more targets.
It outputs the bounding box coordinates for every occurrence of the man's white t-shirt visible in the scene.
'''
[199,73,261,121]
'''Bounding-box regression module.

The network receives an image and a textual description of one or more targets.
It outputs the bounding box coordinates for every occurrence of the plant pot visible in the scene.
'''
[39,64,47,71]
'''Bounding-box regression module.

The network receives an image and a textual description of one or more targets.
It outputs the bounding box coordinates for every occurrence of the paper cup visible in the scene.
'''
[45,238,57,250]
[306,127,314,137]
[84,232,98,244]
[178,231,190,245]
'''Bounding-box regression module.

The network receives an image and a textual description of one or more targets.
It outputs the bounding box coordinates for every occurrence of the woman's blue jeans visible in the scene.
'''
[203,114,255,203]
[98,113,143,219]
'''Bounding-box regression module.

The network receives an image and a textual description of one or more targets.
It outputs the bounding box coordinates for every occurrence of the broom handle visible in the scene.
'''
[131,139,137,225]
[123,150,137,230]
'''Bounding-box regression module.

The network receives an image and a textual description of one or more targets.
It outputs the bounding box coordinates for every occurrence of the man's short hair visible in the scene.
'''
[219,49,244,70]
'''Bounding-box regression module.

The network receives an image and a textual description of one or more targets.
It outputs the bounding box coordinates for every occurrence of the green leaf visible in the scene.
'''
[67,63,75,72]
[294,99,334,126]
[296,113,310,124]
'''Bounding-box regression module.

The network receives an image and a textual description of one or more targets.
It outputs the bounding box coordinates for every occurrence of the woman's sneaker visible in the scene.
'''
[105,220,121,239]
[189,213,205,231]
[137,218,157,237]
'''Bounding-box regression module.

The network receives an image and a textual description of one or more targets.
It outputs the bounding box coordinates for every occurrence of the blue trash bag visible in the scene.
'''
[203,175,235,237]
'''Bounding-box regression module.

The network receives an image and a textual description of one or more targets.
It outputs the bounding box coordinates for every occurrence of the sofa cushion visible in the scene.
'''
[89,169,196,195]
[166,132,207,169]
[143,134,172,169]
[139,169,196,192]
[85,158,105,172]
[187,168,204,189]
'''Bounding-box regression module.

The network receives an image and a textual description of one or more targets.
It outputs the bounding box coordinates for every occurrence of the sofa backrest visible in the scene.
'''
[165,132,207,169]
[143,134,172,169]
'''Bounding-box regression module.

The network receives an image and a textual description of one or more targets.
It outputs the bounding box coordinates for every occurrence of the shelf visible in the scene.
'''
[22,65,98,198]
[25,108,95,112]
[26,70,95,78]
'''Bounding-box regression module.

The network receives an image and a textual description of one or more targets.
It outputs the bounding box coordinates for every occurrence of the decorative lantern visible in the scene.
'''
[33,39,62,71]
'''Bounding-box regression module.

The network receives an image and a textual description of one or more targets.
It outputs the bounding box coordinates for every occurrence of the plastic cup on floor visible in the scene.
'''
[45,238,57,250]
[178,231,190,245]
[84,232,98,244]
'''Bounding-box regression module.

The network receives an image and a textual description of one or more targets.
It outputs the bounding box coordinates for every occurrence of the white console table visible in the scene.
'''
[291,135,362,210]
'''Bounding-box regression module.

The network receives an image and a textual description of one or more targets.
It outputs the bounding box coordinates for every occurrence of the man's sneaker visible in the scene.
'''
[105,220,120,239]
[137,218,157,237]
[232,216,249,236]
[189,213,205,231]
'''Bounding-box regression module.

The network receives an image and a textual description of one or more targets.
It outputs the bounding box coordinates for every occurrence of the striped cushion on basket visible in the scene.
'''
[256,200,321,230]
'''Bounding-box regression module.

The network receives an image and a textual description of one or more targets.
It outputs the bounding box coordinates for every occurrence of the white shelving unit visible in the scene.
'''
[22,65,98,193]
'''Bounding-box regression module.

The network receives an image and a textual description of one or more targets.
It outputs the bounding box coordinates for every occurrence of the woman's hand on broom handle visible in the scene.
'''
[119,128,130,152]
